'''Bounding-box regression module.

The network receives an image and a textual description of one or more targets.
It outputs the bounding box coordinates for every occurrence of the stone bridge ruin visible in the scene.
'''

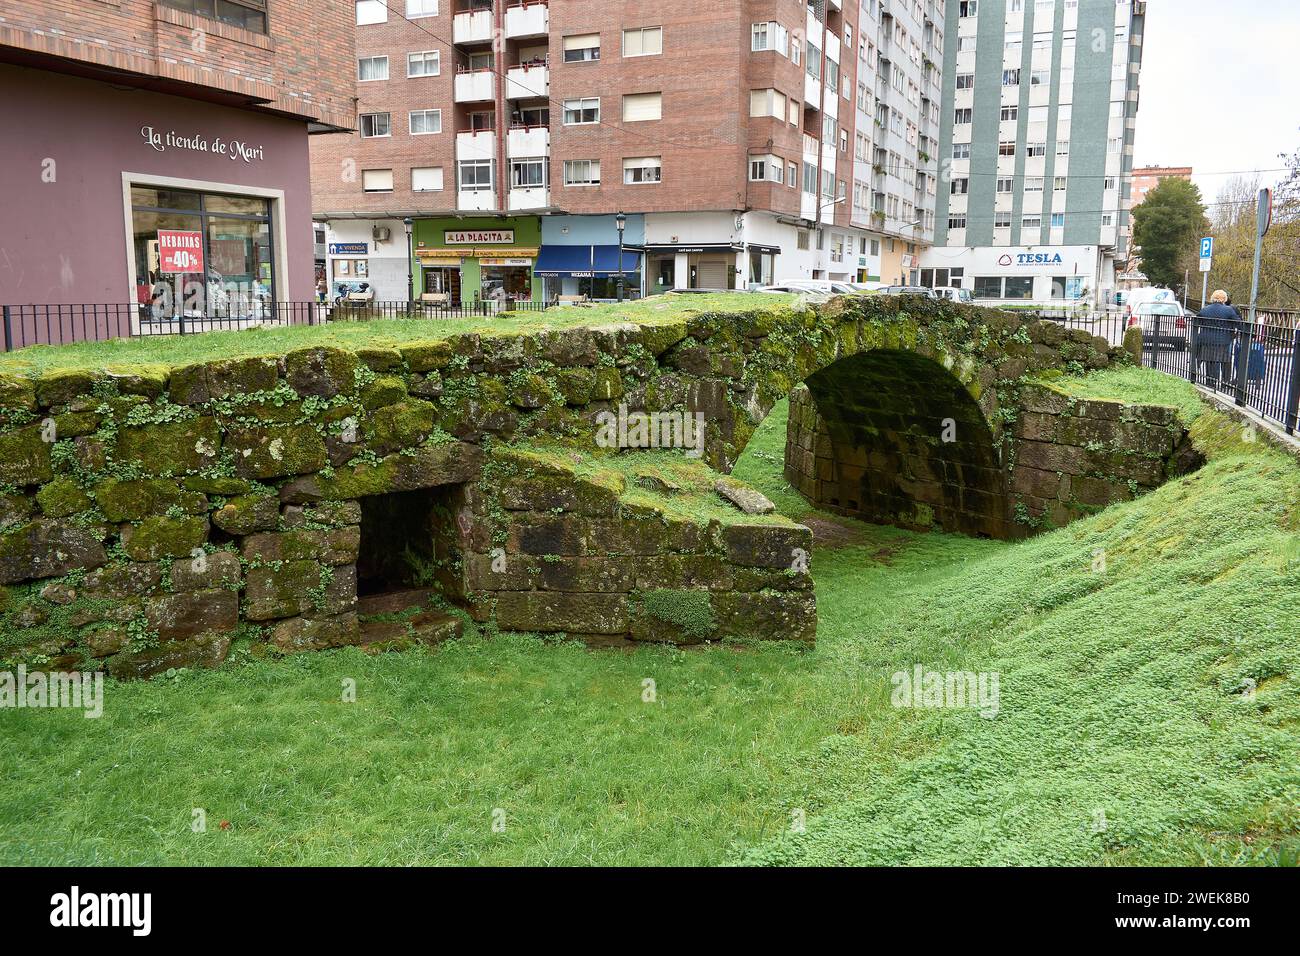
[0,296,1201,675]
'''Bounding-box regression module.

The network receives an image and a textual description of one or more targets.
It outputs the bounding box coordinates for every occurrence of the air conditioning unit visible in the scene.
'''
[372,226,392,242]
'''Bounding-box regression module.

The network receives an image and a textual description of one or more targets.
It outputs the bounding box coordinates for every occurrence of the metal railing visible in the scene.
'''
[1044,309,1300,436]
[0,299,560,352]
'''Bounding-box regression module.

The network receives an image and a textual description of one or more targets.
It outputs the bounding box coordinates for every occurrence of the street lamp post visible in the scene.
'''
[403,217,414,311]
[615,211,627,303]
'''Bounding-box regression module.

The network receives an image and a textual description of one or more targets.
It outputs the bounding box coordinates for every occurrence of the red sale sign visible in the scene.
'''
[157,230,205,273]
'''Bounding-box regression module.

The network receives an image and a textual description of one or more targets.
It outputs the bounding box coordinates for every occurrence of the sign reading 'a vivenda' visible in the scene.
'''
[140,126,266,163]
[445,229,514,245]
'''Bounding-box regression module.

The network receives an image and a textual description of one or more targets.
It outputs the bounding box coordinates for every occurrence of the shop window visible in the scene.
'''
[973,277,1003,300]
[130,185,273,320]
[1004,277,1034,300]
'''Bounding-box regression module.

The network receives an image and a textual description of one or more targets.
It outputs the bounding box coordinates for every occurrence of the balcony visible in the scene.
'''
[509,186,550,211]
[506,62,549,100]
[458,187,498,212]
[454,69,496,103]
[507,124,549,157]
[505,1,548,39]
[453,8,494,45]
[456,128,498,161]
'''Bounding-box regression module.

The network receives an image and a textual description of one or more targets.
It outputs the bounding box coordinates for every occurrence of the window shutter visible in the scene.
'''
[622,93,661,122]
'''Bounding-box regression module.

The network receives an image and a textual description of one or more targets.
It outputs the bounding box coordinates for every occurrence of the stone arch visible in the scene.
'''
[784,348,1010,538]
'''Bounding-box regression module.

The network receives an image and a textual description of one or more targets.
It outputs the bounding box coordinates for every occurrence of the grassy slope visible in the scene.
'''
[0,293,793,377]
[1,370,1297,865]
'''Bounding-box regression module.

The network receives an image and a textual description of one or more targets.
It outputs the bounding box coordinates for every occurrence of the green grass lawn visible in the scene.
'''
[2,369,1297,865]
[0,293,797,378]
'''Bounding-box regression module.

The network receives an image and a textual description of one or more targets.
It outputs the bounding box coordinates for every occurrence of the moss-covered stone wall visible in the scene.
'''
[0,295,1170,675]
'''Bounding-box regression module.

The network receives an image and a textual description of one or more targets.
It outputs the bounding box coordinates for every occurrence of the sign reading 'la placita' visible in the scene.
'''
[445,229,515,245]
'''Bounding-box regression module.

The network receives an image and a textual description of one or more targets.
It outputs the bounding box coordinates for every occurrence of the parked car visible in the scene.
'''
[880,285,940,299]
[778,279,864,296]
[1128,301,1187,351]
[1121,286,1178,322]
[935,287,974,304]
[757,284,835,303]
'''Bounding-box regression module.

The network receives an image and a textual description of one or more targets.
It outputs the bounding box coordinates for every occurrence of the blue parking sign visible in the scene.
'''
[1200,237,1213,259]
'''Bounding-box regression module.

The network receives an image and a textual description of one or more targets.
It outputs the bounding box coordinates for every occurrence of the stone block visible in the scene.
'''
[494,591,629,635]
[0,519,107,583]
[144,589,239,641]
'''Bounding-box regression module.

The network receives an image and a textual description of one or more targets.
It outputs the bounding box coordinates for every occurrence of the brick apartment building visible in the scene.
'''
[310,0,945,303]
[0,0,355,315]
[1130,165,1192,204]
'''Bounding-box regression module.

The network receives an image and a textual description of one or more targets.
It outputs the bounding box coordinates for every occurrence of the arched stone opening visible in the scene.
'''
[783,349,1010,539]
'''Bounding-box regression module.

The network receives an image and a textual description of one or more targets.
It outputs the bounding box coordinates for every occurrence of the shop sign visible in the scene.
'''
[998,252,1066,267]
[157,230,204,273]
[480,258,533,267]
[329,243,369,255]
[445,229,515,245]
[140,126,266,163]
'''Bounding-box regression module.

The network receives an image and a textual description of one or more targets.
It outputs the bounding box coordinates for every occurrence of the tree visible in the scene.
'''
[1131,177,1208,291]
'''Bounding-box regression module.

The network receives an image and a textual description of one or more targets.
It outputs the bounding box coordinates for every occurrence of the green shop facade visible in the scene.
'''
[412,216,544,305]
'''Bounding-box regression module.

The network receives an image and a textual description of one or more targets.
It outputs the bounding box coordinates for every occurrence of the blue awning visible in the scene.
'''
[534,245,641,277]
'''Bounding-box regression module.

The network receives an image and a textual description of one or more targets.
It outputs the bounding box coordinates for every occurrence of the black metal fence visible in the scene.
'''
[1045,309,1300,436]
[0,299,560,351]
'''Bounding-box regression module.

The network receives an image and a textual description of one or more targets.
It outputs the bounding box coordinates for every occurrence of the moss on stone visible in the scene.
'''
[122,515,208,561]
[36,369,97,408]
[0,425,54,486]
[35,478,92,518]
[360,375,408,410]
[94,478,206,523]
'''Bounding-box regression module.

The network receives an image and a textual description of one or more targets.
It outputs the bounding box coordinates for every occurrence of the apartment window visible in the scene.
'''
[959,0,979,16]
[1102,214,1114,227]
[749,89,786,120]
[999,141,1016,156]
[411,167,443,192]
[623,92,662,123]
[1031,70,1050,86]
[1022,215,1042,229]
[359,113,391,138]
[623,156,662,184]
[1051,213,1065,228]
[563,160,601,186]
[952,143,971,160]
[1108,137,1124,153]
[358,56,389,81]
[1054,176,1068,191]
[751,22,788,55]
[797,230,810,251]
[407,51,440,77]
[958,36,976,52]
[1025,177,1044,191]
[956,73,975,90]
[996,178,1014,193]
[409,110,442,135]
[749,156,783,184]
[1103,177,1117,191]
[870,239,880,256]
[361,168,393,193]
[948,214,967,229]
[1003,69,1021,87]
[511,158,548,189]
[788,162,798,188]
[951,177,969,195]
[995,212,1012,228]
[458,159,493,191]
[791,38,801,66]
[624,27,662,57]
[1026,142,1047,158]
[802,162,816,194]
[1001,106,1019,122]
[355,0,386,25]
[954,108,973,125]
[563,34,600,63]
[406,0,437,14]
[563,98,600,125]
[162,0,269,31]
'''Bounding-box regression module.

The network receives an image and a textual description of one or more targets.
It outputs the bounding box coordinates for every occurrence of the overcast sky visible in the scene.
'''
[1134,0,1298,203]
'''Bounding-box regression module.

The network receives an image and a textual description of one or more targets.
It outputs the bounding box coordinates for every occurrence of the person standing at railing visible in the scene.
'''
[1194,290,1243,386]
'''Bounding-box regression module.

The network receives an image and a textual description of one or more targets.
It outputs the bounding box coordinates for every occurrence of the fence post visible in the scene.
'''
[1148,314,1161,369]
[1,305,11,353]
[1285,327,1300,436]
